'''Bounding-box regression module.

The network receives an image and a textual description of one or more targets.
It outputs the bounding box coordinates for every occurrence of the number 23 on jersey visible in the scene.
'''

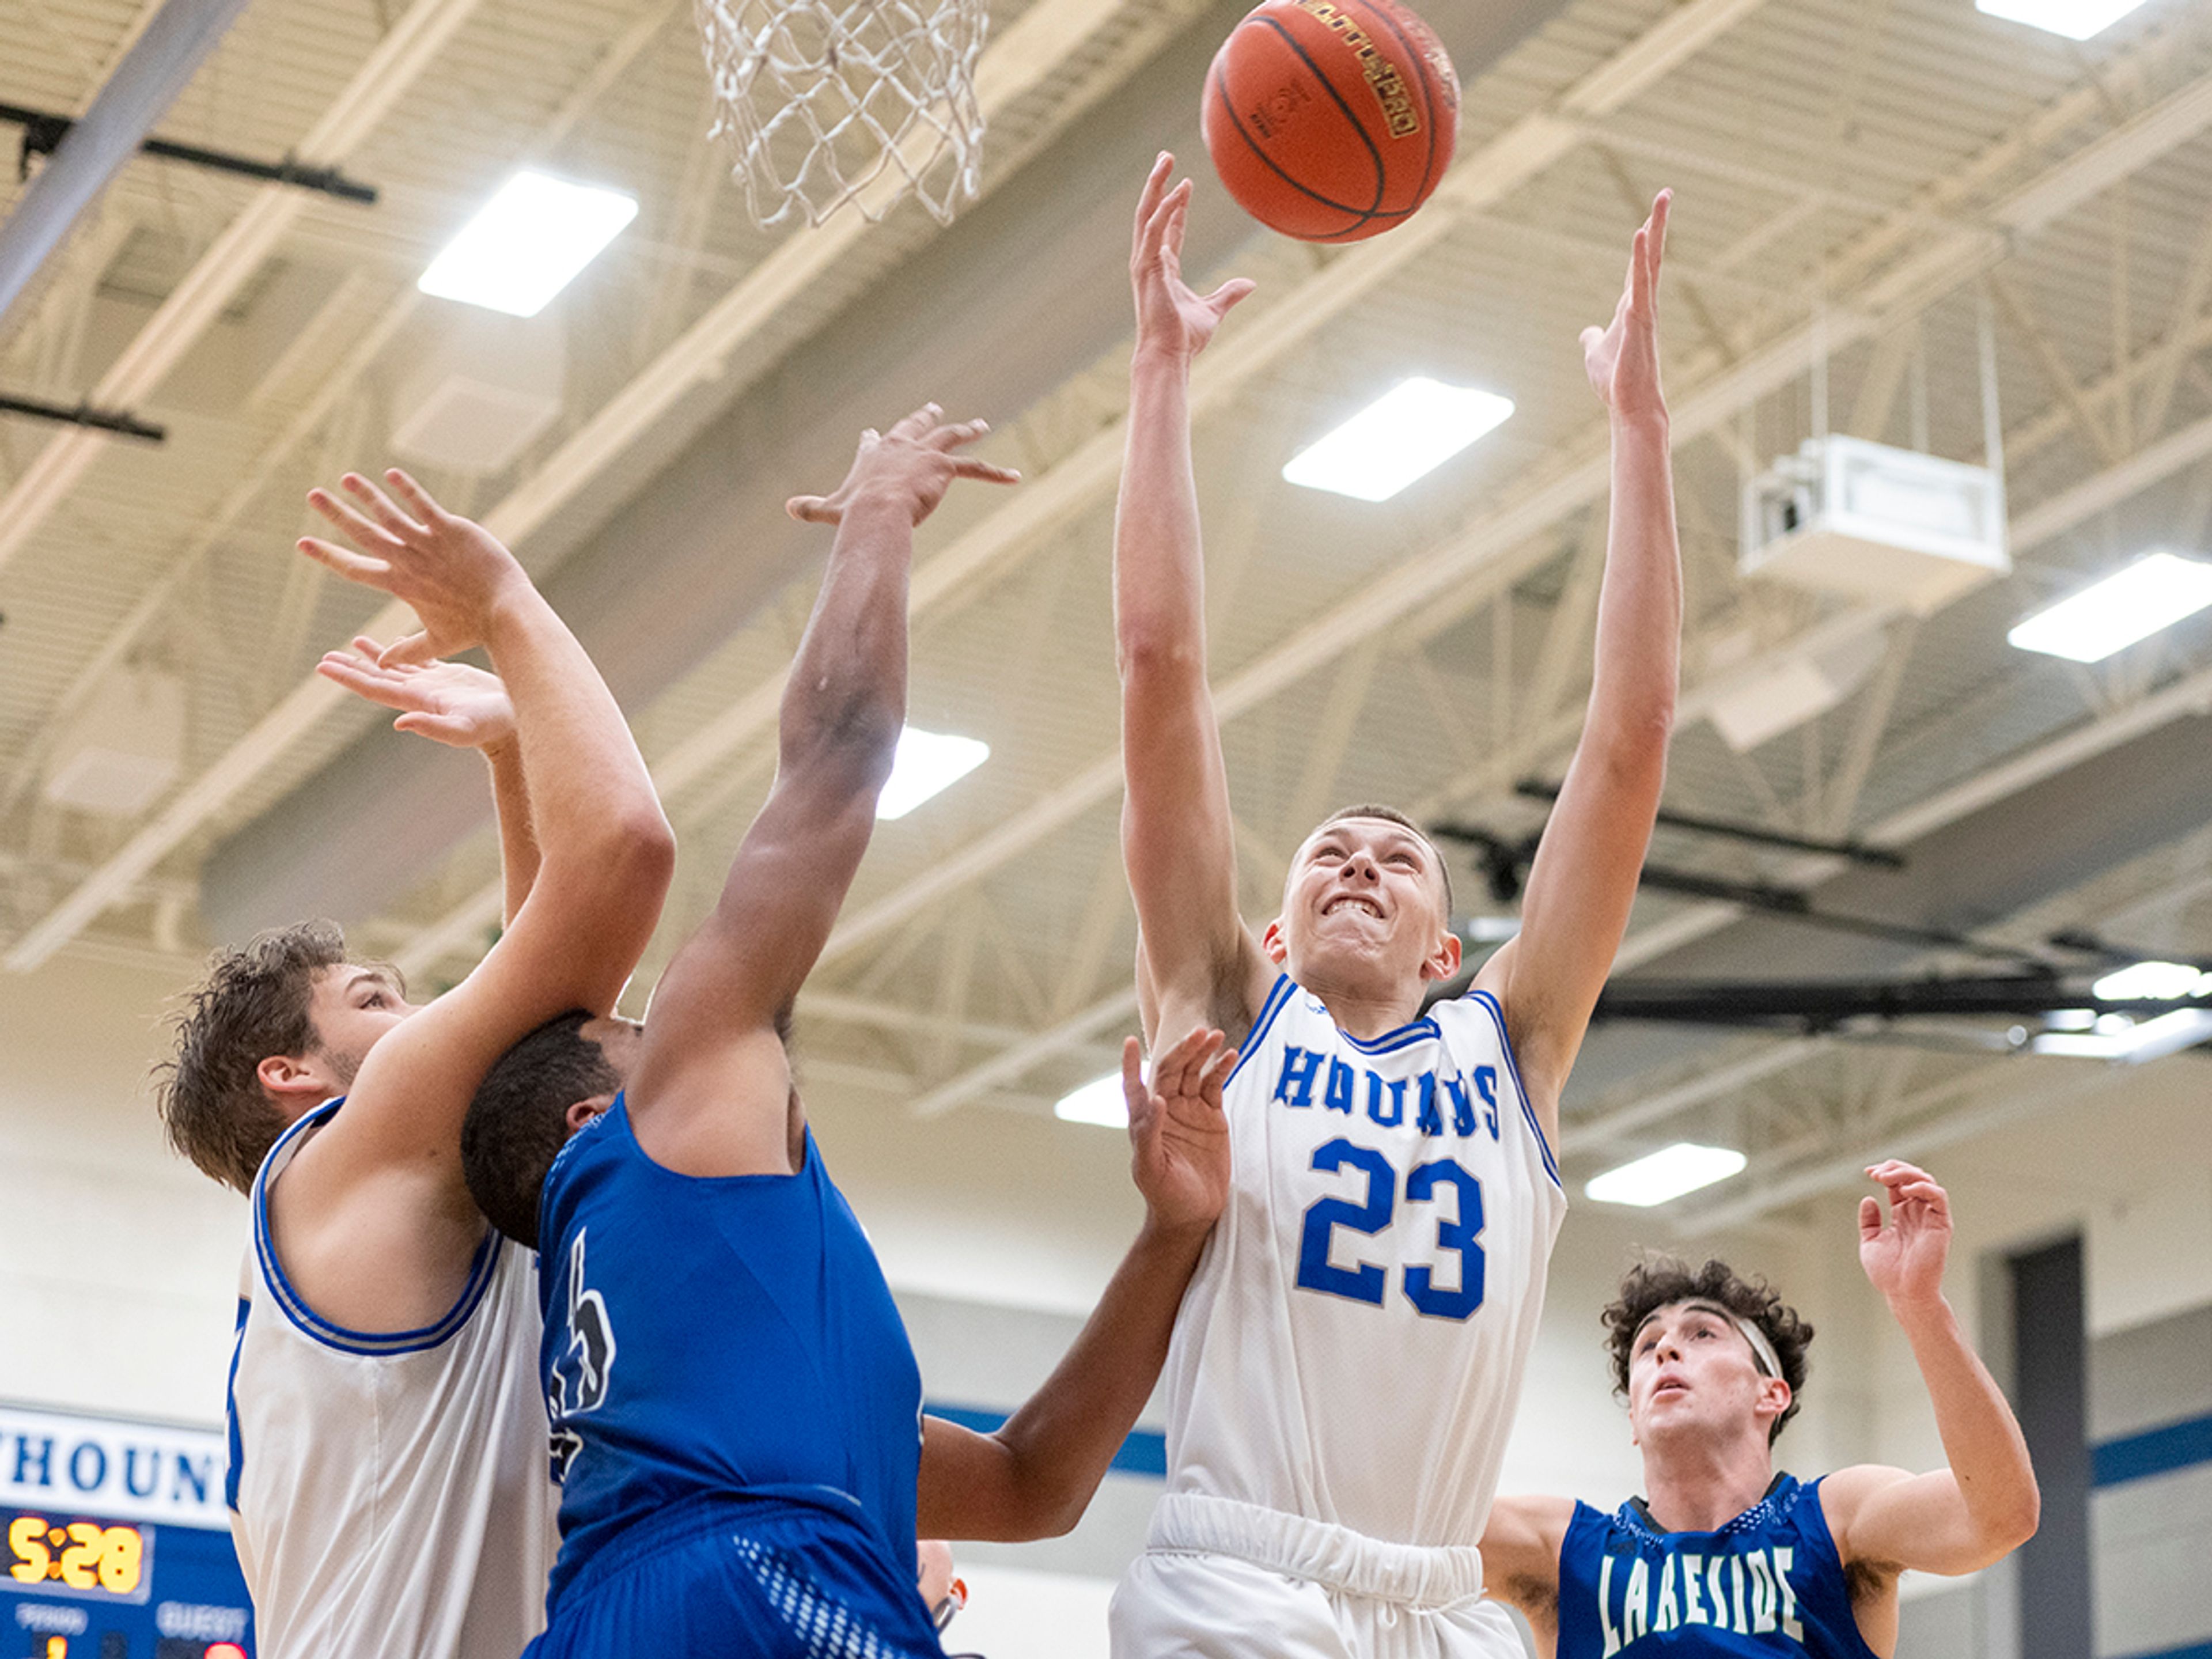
[1296,1138,1486,1320]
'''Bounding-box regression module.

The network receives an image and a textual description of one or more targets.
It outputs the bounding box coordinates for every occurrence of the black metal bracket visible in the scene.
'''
[2,101,377,204]
[1513,778,1906,868]
[0,391,163,442]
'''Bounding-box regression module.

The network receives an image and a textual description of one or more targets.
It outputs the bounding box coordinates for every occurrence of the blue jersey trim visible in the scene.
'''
[1338,1016,1441,1053]
[1222,974,1297,1088]
[252,1097,506,1355]
[223,1296,249,1512]
[1465,989,1560,1190]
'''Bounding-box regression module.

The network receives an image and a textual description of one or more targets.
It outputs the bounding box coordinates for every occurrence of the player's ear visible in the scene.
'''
[1260,917,1290,965]
[565,1093,615,1132]
[1421,928,1462,982]
[257,1052,331,1105]
[1753,1377,1792,1431]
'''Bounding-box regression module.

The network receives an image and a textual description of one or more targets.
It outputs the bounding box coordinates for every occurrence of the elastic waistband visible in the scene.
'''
[1146,1493,1485,1609]
[557,1486,872,1607]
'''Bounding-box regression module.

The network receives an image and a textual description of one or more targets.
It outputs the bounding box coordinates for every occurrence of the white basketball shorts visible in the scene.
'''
[1109,1494,1526,1659]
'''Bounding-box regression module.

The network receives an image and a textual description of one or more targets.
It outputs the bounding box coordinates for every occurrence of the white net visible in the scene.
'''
[694,0,990,230]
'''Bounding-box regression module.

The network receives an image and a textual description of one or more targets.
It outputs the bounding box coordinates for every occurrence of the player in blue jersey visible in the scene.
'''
[1478,1161,2039,1657]
[455,404,1242,1658]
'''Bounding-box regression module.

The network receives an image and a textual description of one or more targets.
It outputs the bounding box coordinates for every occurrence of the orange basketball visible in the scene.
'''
[1201,0,1460,244]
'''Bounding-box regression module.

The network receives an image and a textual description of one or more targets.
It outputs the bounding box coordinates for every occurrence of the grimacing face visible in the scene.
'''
[1270,816,1458,996]
[1626,1300,1790,1450]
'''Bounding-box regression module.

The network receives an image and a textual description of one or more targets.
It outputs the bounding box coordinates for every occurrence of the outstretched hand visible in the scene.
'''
[1131,153,1255,363]
[318,634,516,751]
[1859,1159,1952,1310]
[1126,1026,1235,1237]
[298,470,530,665]
[1581,189,1671,421]
[786,403,1020,528]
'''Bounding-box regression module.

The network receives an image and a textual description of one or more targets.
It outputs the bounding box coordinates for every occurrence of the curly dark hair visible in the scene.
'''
[462,1010,622,1250]
[152,921,351,1194]
[1601,1256,1815,1444]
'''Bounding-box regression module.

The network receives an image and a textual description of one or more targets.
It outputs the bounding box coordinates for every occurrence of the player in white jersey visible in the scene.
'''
[1108,155,1681,1658]
[155,470,673,1659]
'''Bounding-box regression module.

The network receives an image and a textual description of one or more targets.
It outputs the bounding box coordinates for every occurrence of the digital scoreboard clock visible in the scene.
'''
[1,1404,253,1659]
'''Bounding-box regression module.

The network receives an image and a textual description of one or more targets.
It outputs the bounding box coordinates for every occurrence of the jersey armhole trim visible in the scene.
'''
[1221,973,1296,1088]
[224,1296,249,1512]
[1466,989,1562,1191]
[252,1101,506,1356]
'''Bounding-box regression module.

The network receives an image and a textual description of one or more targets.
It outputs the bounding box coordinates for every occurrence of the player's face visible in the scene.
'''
[294,965,419,1112]
[1626,1301,1780,1450]
[1273,818,1454,994]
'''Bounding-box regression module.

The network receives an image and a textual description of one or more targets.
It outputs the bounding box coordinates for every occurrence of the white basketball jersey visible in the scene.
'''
[1161,976,1567,1547]
[227,1101,556,1659]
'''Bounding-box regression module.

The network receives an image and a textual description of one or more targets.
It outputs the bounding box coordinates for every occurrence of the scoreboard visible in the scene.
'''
[0,1405,252,1659]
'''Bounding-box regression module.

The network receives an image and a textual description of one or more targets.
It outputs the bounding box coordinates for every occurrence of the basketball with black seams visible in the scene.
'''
[1201,0,1459,243]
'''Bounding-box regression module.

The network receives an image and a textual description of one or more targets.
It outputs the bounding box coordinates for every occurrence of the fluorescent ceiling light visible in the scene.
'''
[2033,1007,2212,1063]
[2092,961,2212,1002]
[876,726,990,820]
[1283,377,1514,502]
[1975,0,2151,40]
[2007,551,2212,663]
[1054,1072,1127,1129]
[1585,1142,1747,1207]
[419,171,639,317]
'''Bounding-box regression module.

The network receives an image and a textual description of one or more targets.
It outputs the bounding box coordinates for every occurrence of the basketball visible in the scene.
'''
[1200,0,1460,244]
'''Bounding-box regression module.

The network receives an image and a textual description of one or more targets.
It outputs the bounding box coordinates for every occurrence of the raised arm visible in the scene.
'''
[1475,192,1679,1131]
[1117,156,1268,1050]
[317,635,540,925]
[1823,1164,2040,1580]
[918,1026,1233,1540]
[624,408,1016,1174]
[272,472,672,1325]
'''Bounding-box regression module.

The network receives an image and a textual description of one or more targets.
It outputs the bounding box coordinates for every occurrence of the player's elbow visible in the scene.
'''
[1984,1477,2040,1557]
[1116,625,1205,688]
[603,804,678,901]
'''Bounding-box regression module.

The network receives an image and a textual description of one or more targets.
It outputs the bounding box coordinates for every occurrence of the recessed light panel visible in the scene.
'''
[1282,378,1515,503]
[1054,1073,1127,1128]
[876,727,990,820]
[419,171,639,317]
[1585,1142,1748,1207]
[2007,552,2212,663]
[1975,0,2152,40]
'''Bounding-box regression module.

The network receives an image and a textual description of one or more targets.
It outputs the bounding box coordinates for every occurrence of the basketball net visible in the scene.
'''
[694,0,989,230]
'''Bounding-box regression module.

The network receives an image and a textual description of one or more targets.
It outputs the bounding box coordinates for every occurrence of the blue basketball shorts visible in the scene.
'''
[527,1492,946,1659]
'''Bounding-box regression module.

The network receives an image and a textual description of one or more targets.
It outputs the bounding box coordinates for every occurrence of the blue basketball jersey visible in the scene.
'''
[1556,1476,1879,1658]
[535,1096,926,1616]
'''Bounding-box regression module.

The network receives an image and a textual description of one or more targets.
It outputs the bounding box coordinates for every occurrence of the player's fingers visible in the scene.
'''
[297,536,391,582]
[785,494,835,524]
[949,459,1021,487]
[1206,277,1257,317]
[379,631,438,668]
[1859,1195,1883,1240]
[341,472,426,540]
[1120,1034,1147,1105]
[889,402,942,441]
[315,655,411,709]
[1649,188,1671,270]
[1630,226,1652,312]
[382,468,452,526]
[307,488,402,555]
[927,417,991,450]
[349,634,397,665]
[1135,152,1173,238]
